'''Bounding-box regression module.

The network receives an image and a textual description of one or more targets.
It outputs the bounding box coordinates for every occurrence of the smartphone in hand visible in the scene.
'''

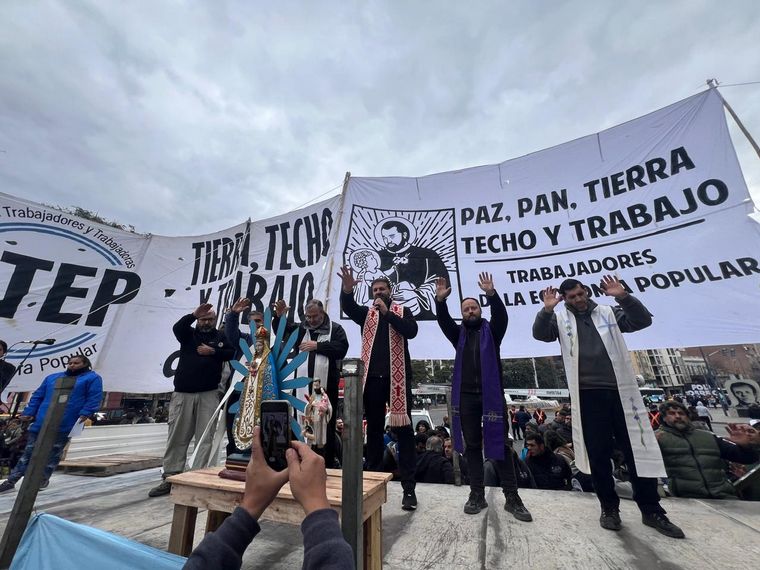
[260,400,291,471]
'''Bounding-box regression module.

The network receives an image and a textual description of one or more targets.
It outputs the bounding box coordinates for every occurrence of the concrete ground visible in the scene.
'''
[1,467,758,569]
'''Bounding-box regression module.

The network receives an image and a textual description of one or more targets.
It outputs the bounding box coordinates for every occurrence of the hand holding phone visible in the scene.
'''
[260,400,292,471]
[240,426,289,519]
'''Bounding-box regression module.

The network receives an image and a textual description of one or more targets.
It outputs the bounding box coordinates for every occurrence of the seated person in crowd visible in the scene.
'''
[655,401,760,500]
[183,426,353,570]
[524,432,573,491]
[415,435,454,485]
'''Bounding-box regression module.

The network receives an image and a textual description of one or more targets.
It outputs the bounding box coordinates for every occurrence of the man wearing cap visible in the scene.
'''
[533,275,684,538]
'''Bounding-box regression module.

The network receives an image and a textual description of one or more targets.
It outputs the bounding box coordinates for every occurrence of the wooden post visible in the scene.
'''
[341,358,364,570]
[0,376,76,569]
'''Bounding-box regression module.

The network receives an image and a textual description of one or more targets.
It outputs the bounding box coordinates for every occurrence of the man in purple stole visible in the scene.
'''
[435,273,532,521]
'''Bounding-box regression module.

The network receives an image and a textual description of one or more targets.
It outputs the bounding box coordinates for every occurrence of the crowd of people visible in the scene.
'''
[1,269,759,567]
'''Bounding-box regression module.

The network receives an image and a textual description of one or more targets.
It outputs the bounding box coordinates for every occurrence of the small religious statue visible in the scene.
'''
[221,325,277,480]
[304,378,332,449]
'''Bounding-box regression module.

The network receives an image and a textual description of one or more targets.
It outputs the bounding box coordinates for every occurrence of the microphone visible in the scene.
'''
[21,339,56,345]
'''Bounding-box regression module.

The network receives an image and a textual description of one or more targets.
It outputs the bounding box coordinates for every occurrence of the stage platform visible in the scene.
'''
[1,467,758,569]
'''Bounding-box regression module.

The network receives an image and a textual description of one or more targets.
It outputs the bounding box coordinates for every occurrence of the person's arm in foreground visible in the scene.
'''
[288,441,354,570]
[182,426,288,570]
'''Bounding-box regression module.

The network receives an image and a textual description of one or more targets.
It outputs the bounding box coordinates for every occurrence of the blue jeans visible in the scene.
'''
[7,431,70,484]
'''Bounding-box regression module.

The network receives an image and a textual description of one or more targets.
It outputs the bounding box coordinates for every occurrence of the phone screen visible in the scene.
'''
[260,400,291,471]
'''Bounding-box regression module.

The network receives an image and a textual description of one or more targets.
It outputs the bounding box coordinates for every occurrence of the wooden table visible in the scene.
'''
[167,467,392,569]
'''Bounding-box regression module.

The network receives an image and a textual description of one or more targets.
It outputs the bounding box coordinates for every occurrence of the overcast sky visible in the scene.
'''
[1,1,759,235]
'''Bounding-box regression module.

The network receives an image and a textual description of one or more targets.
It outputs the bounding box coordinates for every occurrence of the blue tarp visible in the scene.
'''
[11,513,186,569]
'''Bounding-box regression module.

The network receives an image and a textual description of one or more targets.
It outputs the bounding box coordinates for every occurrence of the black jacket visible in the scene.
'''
[340,290,417,379]
[271,314,349,392]
[435,292,507,394]
[172,314,234,393]
[526,450,573,490]
[415,450,455,484]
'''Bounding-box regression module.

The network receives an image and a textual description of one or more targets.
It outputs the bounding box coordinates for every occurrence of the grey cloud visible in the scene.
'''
[0,0,758,235]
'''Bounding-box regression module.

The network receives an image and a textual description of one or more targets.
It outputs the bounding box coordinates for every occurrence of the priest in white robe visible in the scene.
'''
[532,275,685,539]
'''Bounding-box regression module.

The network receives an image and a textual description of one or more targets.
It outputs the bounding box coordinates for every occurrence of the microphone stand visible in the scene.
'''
[2,342,42,417]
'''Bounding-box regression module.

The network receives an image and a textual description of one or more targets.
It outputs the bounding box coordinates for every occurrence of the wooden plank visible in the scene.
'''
[363,508,382,570]
[205,510,230,534]
[167,504,197,556]
[170,485,243,513]
[58,455,163,477]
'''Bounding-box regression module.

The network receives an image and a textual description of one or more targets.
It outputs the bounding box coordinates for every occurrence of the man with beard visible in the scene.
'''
[149,304,234,497]
[0,355,102,494]
[273,298,348,468]
[338,266,419,511]
[376,219,449,320]
[655,400,759,499]
[435,273,532,521]
[533,276,684,538]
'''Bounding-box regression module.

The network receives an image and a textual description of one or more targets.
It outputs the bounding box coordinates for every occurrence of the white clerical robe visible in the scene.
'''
[556,304,666,478]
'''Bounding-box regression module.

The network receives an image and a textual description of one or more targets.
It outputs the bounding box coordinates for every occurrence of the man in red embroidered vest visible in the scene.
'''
[338,266,419,511]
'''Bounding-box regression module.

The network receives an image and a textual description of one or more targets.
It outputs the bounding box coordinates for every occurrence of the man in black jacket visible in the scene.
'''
[273,297,349,469]
[338,266,419,511]
[415,435,454,484]
[435,272,532,521]
[524,432,572,490]
[149,303,234,497]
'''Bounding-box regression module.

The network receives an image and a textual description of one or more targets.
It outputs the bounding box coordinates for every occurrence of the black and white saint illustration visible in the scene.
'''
[342,206,458,320]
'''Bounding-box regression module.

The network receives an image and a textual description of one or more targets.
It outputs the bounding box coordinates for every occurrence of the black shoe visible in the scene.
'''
[600,508,622,531]
[39,480,50,490]
[463,492,488,514]
[0,480,15,494]
[504,491,532,522]
[401,490,417,511]
[642,512,685,539]
[148,480,172,497]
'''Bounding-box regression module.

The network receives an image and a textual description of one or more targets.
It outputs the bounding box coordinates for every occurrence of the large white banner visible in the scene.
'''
[328,89,760,358]
[0,194,151,390]
[0,196,339,392]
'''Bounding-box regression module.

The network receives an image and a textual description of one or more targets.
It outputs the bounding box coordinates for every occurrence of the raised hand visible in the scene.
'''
[230,297,251,313]
[541,286,561,313]
[273,299,289,317]
[477,272,495,296]
[726,423,760,447]
[337,265,359,293]
[600,274,627,298]
[435,276,451,302]
[193,303,214,318]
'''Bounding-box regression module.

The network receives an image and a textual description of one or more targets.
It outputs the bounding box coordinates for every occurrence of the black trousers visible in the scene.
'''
[460,391,517,495]
[364,375,415,489]
[579,389,665,515]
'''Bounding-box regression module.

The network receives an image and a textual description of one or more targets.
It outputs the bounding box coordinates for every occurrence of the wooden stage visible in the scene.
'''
[1,467,759,569]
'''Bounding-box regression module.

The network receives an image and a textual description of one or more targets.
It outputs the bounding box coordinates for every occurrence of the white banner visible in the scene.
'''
[0,196,339,393]
[328,90,760,358]
[0,194,151,390]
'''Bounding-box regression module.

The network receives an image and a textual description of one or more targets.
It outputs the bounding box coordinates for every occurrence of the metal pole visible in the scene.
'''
[446,386,461,486]
[699,347,718,390]
[340,358,364,569]
[0,375,76,569]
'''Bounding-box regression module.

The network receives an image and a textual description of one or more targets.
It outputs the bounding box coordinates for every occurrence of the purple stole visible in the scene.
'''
[451,320,506,460]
